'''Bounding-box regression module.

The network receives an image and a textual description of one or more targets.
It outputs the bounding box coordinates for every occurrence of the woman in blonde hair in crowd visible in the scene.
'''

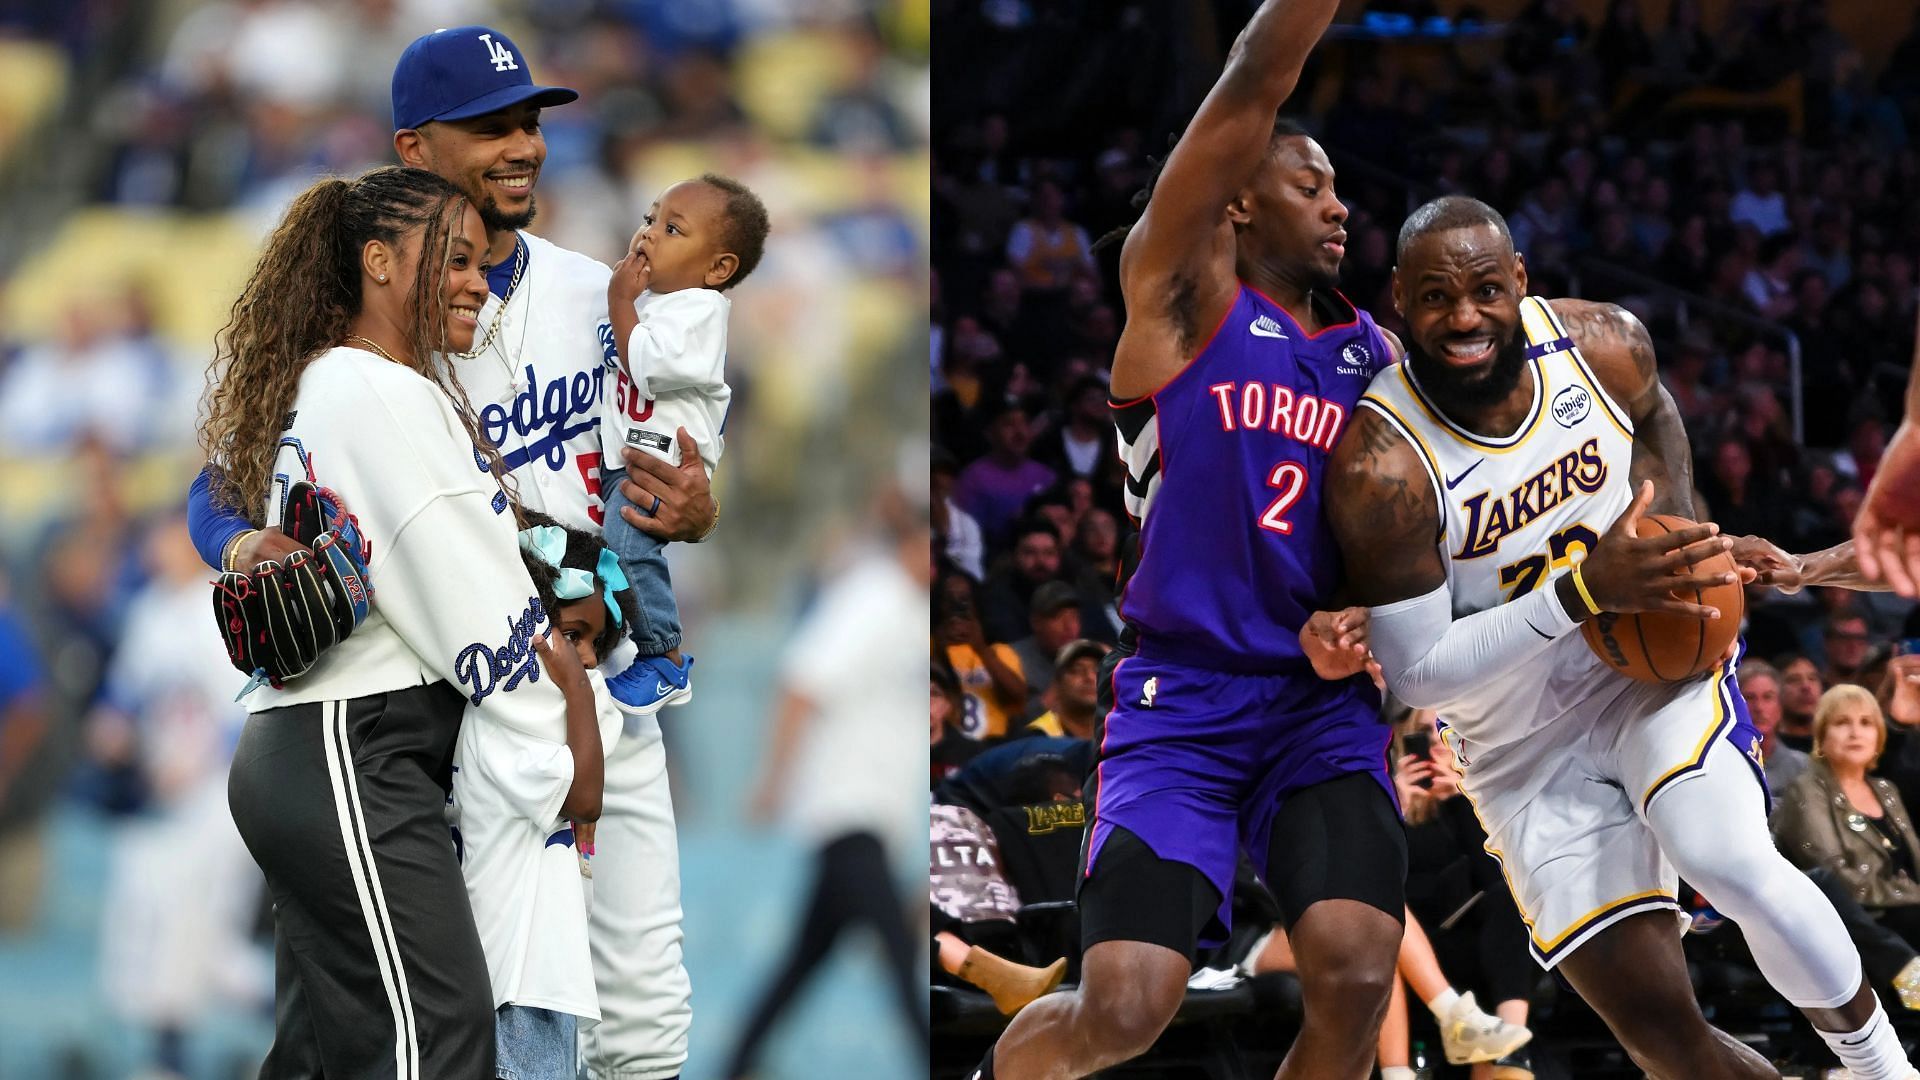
[1773,684,1920,1009]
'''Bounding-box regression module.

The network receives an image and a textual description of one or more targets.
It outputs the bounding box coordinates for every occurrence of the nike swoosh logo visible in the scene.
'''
[1249,318,1288,339]
[1525,620,1552,640]
[656,681,676,695]
[1445,459,1484,490]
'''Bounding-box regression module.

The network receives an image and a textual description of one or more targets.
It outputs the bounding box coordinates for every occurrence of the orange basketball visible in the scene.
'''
[1580,513,1744,683]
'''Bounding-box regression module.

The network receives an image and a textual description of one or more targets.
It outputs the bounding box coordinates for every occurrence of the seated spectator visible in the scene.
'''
[1773,686,1920,937]
[955,402,1056,547]
[1825,608,1874,688]
[1390,706,1536,1075]
[980,518,1114,647]
[1731,159,1792,238]
[1740,660,1811,794]
[933,660,993,787]
[1005,180,1094,291]
[1027,640,1107,740]
[937,571,1026,740]
[933,447,986,581]
[1777,653,1825,751]
[930,802,1067,1016]
[1010,585,1084,720]
[1031,374,1110,481]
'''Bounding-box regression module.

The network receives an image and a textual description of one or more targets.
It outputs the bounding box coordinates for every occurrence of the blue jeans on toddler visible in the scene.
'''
[496,1004,578,1080]
[599,469,682,656]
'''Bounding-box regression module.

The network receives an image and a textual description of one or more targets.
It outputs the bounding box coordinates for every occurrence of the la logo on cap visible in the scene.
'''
[479,32,518,72]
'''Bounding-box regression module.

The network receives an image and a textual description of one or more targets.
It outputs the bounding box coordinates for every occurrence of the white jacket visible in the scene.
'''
[249,345,565,744]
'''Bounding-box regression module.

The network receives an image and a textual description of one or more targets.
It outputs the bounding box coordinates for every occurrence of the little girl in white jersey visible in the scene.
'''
[449,510,631,1079]
[600,173,770,712]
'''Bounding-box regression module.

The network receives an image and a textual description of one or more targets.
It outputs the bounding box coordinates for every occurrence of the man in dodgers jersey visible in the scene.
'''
[1330,196,1914,1079]
[980,3,1422,1078]
[187,27,714,1079]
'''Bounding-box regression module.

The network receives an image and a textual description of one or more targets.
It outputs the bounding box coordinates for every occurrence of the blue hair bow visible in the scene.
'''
[518,526,628,627]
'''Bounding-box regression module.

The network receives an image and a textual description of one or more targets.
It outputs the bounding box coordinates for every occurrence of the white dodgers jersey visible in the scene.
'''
[1359,296,1635,755]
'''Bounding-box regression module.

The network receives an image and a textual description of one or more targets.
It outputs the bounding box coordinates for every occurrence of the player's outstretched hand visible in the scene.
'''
[1856,421,1920,597]
[1729,534,1801,593]
[1581,480,1737,619]
[1299,606,1375,682]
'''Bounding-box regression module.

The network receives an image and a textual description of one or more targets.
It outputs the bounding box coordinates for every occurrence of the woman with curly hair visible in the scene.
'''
[203,165,598,1078]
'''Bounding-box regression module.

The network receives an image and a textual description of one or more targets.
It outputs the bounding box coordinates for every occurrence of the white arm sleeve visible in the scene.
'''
[624,290,728,396]
[1368,576,1582,711]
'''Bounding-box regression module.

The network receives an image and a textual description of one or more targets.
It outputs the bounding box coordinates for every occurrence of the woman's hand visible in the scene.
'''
[618,431,718,542]
[1889,654,1920,728]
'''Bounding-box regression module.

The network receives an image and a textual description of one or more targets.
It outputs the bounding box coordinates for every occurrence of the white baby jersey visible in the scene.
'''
[601,289,730,480]
[449,231,616,532]
[1358,296,1635,755]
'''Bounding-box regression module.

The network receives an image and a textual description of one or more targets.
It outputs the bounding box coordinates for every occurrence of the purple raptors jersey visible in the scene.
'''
[1113,285,1386,673]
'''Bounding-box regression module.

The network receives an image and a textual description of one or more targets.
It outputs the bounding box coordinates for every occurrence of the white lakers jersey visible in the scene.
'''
[1359,296,1635,754]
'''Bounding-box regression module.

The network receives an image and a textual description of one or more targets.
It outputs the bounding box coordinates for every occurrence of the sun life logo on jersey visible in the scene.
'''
[1551,385,1592,428]
[1338,341,1372,376]
[478,32,518,72]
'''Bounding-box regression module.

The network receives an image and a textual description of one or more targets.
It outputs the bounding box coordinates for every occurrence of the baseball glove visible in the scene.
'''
[213,481,374,692]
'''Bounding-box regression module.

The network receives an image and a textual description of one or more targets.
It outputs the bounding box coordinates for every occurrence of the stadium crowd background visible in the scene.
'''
[0,1,929,1077]
[932,0,1920,1074]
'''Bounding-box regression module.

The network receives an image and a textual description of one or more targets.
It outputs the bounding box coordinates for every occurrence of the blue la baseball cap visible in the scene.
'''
[392,26,578,131]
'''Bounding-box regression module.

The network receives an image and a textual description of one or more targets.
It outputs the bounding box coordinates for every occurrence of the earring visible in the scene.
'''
[377,274,387,283]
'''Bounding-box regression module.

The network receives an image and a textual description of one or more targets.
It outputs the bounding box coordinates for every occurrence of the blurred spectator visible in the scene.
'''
[954,402,1056,545]
[90,515,267,1076]
[1031,375,1111,481]
[1697,438,1786,542]
[932,447,986,581]
[1005,180,1093,291]
[1026,639,1106,740]
[1730,159,1791,237]
[936,571,1026,741]
[735,507,929,1080]
[0,579,50,933]
[0,303,177,456]
[1742,660,1810,794]
[929,801,1066,1015]
[1009,582,1082,718]
[1773,686,1920,938]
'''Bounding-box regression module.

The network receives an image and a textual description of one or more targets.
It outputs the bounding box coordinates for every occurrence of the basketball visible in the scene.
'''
[1581,514,1744,683]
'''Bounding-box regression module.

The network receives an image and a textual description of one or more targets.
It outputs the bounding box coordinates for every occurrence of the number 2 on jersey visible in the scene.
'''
[1497,522,1599,601]
[1259,461,1308,535]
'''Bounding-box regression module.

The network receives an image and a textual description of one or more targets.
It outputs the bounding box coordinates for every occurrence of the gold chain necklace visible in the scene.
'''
[460,234,528,401]
[348,334,408,366]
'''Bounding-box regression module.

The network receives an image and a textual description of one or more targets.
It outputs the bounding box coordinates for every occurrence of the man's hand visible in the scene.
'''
[1299,606,1379,682]
[619,429,718,542]
[1578,481,1738,618]
[1730,534,1806,594]
[1855,422,1920,596]
[608,247,652,315]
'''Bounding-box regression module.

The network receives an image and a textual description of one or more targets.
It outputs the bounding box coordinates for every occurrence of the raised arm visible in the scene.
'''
[1855,307,1920,595]
[1111,0,1340,397]
[1551,299,1695,518]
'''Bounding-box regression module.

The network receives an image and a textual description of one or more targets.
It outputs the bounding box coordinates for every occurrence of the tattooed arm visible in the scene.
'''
[1551,299,1695,519]
[1325,407,1446,607]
